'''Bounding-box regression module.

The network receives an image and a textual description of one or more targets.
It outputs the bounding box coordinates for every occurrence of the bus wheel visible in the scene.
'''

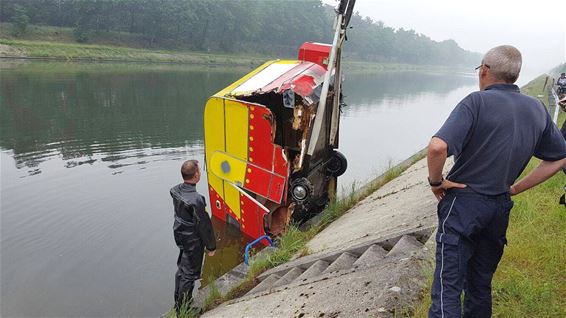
[326,151,347,177]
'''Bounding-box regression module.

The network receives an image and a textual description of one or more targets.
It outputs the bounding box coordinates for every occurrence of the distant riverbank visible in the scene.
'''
[0,37,464,73]
[0,39,266,66]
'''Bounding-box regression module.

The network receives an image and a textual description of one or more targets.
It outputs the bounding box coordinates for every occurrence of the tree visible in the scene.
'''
[11,4,29,37]
[0,0,480,67]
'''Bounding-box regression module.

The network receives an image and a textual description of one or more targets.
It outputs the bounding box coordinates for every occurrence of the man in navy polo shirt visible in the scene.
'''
[427,45,566,317]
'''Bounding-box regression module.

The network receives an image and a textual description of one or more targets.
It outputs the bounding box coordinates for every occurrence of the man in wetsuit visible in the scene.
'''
[170,160,216,314]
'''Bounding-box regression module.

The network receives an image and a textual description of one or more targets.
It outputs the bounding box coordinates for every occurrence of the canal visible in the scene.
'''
[0,60,480,317]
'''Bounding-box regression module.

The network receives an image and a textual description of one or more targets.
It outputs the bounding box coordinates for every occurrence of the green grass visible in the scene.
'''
[342,60,469,73]
[0,37,442,71]
[0,23,76,43]
[0,37,463,73]
[410,78,566,318]
[163,299,201,318]
[202,284,222,311]
[522,74,554,105]
[0,38,266,66]
[411,158,566,317]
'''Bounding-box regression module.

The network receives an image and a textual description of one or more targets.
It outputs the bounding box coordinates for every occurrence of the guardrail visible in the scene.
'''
[551,87,560,124]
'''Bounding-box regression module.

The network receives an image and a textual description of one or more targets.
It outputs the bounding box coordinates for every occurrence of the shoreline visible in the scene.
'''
[0,39,468,72]
[0,55,260,67]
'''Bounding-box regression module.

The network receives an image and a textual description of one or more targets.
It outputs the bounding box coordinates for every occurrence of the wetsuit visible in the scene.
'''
[170,183,216,313]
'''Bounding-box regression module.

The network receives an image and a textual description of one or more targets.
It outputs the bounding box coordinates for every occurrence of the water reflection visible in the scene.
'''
[344,71,476,109]
[0,61,477,317]
[1,62,253,317]
[336,71,477,190]
[200,217,252,285]
[0,62,246,175]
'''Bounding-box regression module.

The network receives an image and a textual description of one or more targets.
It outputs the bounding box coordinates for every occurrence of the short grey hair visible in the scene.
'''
[482,45,522,83]
[181,160,199,180]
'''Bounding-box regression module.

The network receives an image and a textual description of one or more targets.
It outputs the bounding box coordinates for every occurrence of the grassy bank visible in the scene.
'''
[0,38,452,72]
[522,74,554,102]
[0,58,254,75]
[0,23,464,72]
[0,22,134,45]
[344,60,469,73]
[0,23,266,66]
[0,39,266,66]
[411,77,566,317]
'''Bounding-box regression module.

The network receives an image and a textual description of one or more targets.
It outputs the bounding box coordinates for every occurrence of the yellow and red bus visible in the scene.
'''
[204,0,356,241]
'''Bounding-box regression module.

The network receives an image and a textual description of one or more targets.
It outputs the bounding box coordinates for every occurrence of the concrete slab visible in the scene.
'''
[202,249,431,318]
[321,252,358,275]
[387,235,423,257]
[306,158,453,254]
[295,260,329,281]
[247,273,281,295]
[352,244,387,268]
[272,267,304,288]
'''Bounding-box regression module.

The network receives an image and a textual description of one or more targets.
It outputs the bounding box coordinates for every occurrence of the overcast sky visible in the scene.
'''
[324,0,565,77]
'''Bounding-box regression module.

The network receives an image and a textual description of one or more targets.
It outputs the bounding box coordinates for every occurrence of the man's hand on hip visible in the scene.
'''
[207,250,215,257]
[431,180,467,201]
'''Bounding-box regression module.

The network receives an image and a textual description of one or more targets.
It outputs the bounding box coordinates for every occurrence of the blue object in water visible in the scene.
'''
[244,235,273,265]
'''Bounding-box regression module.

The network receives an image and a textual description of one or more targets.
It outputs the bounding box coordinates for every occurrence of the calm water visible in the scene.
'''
[1,60,477,317]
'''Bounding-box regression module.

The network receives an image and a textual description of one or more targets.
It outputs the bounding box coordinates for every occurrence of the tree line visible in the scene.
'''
[0,0,480,66]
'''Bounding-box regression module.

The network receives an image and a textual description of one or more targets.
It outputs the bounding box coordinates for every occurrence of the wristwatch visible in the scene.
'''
[428,177,444,187]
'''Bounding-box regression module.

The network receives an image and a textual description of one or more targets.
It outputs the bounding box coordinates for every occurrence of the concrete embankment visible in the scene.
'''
[201,156,454,317]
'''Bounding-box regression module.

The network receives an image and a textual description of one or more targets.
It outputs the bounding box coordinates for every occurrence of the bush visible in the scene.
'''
[11,5,29,37]
[73,25,90,43]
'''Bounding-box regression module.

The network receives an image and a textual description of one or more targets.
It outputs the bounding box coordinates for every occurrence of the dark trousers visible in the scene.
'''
[174,240,204,314]
[428,188,513,318]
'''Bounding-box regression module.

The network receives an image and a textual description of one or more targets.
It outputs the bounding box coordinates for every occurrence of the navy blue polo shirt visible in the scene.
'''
[435,83,566,195]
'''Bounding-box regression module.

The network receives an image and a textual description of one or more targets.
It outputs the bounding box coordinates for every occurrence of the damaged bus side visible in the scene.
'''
[204,0,356,240]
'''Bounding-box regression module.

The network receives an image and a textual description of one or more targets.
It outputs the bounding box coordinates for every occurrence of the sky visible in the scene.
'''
[323,0,566,77]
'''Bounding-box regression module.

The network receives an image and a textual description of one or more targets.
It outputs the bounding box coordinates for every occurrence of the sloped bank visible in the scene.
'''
[187,150,453,317]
